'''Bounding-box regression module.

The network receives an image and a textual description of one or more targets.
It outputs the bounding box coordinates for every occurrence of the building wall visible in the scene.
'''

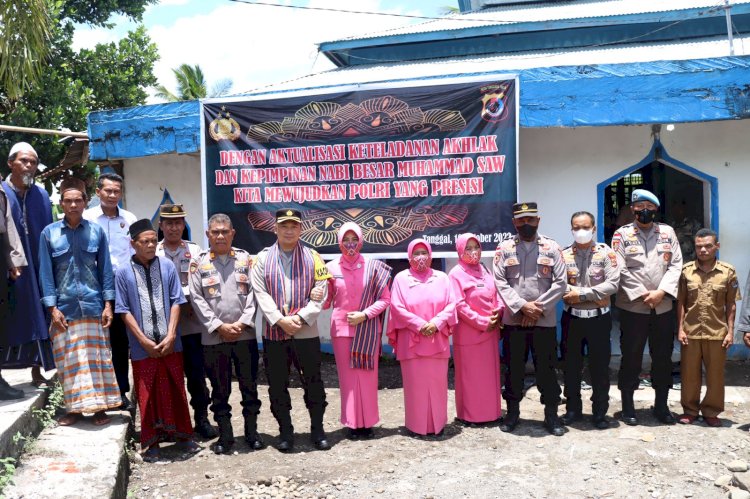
[120,119,750,348]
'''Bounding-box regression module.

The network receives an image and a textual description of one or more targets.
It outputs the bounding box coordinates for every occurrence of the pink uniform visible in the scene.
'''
[448,233,504,424]
[326,223,391,430]
[387,239,456,436]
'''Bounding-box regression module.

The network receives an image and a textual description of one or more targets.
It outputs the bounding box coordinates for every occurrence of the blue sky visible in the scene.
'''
[74,0,455,103]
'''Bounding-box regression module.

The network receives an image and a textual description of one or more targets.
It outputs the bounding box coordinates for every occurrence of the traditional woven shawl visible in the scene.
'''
[350,259,392,370]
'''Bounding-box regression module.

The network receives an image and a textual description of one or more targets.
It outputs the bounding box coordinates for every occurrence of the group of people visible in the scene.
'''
[3,139,750,462]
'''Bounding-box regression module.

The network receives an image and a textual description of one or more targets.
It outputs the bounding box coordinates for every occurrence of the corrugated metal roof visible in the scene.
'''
[243,36,750,95]
[327,0,750,42]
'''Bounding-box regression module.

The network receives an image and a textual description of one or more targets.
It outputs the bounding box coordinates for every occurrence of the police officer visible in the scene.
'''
[156,203,217,439]
[612,189,682,426]
[560,211,620,430]
[494,202,566,436]
[251,208,331,452]
[189,213,262,454]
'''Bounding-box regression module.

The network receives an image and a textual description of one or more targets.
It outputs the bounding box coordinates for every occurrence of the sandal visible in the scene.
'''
[142,445,160,463]
[58,413,82,426]
[92,411,111,426]
[678,414,696,424]
[176,440,202,454]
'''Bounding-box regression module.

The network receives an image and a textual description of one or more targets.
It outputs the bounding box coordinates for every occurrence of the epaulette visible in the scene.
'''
[683,261,696,270]
[716,260,735,271]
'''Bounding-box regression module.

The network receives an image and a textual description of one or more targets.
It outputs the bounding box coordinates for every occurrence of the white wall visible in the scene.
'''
[122,153,204,246]
[120,120,750,344]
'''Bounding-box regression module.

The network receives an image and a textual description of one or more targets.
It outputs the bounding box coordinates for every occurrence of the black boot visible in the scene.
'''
[620,391,638,426]
[310,408,330,451]
[500,402,520,433]
[543,407,565,437]
[653,388,676,425]
[212,419,234,455]
[560,410,582,426]
[276,412,294,453]
[194,411,218,439]
[0,375,24,401]
[244,417,265,450]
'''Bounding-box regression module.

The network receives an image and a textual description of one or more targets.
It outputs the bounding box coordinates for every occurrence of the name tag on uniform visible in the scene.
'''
[180,259,190,273]
[333,274,344,279]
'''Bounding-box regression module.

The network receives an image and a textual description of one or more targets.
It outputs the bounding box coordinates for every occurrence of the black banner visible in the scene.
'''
[201,77,518,257]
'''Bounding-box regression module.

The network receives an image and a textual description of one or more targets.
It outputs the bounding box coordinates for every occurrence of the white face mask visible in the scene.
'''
[572,228,594,245]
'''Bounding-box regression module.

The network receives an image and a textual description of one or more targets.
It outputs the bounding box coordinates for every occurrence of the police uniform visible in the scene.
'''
[560,241,620,427]
[189,246,261,453]
[155,203,213,436]
[612,193,682,425]
[250,209,330,451]
[493,202,566,433]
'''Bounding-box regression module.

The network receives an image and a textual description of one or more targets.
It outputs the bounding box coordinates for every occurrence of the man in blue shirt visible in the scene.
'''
[38,177,121,426]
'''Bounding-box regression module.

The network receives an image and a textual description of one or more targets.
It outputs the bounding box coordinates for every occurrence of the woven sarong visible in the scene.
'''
[132,351,193,448]
[52,318,121,413]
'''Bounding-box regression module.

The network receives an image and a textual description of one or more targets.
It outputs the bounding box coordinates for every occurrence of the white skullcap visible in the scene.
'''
[8,142,38,159]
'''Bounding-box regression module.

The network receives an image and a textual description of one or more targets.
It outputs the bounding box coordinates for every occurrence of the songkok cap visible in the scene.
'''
[159,203,187,219]
[631,189,660,208]
[129,219,156,239]
[276,208,302,224]
[59,177,87,197]
[512,202,539,219]
[8,142,38,160]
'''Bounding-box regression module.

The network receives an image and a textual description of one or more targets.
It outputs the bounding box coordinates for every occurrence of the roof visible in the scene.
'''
[319,0,750,66]
[88,51,750,161]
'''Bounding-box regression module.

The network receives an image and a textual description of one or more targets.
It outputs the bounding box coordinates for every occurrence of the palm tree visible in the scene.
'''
[154,64,233,102]
[0,0,53,101]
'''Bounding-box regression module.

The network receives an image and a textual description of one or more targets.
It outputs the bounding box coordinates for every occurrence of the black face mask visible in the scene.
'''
[517,224,537,239]
[634,209,656,224]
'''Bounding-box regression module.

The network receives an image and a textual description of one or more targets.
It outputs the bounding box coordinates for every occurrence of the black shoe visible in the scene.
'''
[592,415,610,430]
[0,381,24,400]
[560,410,582,426]
[499,412,519,433]
[621,391,638,426]
[195,419,219,439]
[347,428,361,440]
[211,440,233,455]
[118,395,132,411]
[312,433,331,451]
[244,432,265,450]
[653,408,676,425]
[360,428,375,440]
[543,416,565,436]
[276,436,294,453]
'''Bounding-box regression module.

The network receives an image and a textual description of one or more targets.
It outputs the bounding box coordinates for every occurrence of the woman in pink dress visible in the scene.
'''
[325,222,392,440]
[387,238,456,437]
[448,233,504,426]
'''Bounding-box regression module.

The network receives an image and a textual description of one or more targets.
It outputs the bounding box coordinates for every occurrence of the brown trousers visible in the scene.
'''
[680,338,726,417]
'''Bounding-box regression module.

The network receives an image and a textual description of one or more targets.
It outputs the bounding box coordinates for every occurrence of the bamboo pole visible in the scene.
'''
[0,124,88,139]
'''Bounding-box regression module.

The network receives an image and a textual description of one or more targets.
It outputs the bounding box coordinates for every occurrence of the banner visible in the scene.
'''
[201,76,518,258]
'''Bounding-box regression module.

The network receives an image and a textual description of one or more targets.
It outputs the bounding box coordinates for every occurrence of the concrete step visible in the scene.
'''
[0,369,49,461]
[0,369,132,499]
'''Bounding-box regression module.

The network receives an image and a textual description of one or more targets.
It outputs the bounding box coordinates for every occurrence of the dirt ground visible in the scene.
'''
[128,356,750,499]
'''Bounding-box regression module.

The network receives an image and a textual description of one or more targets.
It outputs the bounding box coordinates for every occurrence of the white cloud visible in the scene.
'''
[146,0,425,102]
[158,0,190,5]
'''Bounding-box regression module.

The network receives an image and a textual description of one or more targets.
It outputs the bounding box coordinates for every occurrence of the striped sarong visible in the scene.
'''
[52,318,121,413]
[351,259,392,370]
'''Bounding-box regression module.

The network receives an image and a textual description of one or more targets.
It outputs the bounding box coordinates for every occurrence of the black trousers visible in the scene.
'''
[561,311,612,416]
[617,308,675,393]
[203,339,261,422]
[109,313,130,396]
[263,337,327,434]
[181,334,210,419]
[502,326,561,410]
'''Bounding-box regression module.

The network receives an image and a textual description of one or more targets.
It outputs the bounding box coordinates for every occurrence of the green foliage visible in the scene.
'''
[154,63,233,102]
[32,381,65,429]
[0,1,158,189]
[0,456,17,493]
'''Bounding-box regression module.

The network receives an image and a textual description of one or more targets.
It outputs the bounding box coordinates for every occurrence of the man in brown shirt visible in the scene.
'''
[677,228,741,427]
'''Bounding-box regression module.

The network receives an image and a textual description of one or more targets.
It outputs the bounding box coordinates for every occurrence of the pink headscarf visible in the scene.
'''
[407,238,432,277]
[456,233,483,277]
[337,222,363,263]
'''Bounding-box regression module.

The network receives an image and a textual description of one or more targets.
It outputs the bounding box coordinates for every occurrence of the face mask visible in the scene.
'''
[634,209,656,224]
[462,249,481,265]
[572,229,594,245]
[410,254,430,273]
[517,224,537,239]
[341,241,358,257]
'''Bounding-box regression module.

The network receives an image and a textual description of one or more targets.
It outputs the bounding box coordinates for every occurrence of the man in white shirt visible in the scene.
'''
[83,172,137,409]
